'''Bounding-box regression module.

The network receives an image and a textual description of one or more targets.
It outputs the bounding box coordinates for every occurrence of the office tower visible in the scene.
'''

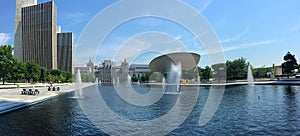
[21,1,57,69]
[14,0,37,61]
[57,32,74,74]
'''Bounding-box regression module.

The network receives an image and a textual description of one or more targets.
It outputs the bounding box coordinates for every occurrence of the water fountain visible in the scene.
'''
[127,75,132,84]
[149,52,200,94]
[166,62,182,93]
[162,77,166,90]
[117,77,120,84]
[75,69,83,98]
[95,78,100,86]
[247,64,254,86]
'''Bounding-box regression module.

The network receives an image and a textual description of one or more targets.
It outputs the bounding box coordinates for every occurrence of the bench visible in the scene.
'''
[35,89,40,94]
[21,89,27,95]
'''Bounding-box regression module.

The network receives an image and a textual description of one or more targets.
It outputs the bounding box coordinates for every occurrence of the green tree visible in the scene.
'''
[226,57,247,80]
[253,67,267,78]
[199,66,211,82]
[282,52,298,78]
[65,71,73,82]
[39,67,48,83]
[10,58,25,84]
[25,61,41,83]
[0,45,14,84]
[182,67,198,80]
[49,69,62,83]
[131,75,139,82]
[211,63,226,83]
[80,73,95,82]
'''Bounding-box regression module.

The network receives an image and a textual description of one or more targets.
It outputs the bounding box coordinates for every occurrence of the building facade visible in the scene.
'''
[57,32,74,73]
[129,64,151,78]
[98,60,116,83]
[86,59,95,74]
[14,0,37,61]
[118,59,129,81]
[21,1,57,69]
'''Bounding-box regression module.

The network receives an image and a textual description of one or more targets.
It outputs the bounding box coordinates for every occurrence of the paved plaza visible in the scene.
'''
[0,83,93,114]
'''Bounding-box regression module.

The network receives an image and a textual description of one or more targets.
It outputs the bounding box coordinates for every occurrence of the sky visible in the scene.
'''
[0,0,300,68]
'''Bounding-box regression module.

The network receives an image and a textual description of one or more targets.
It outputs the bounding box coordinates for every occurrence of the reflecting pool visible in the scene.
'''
[0,85,300,135]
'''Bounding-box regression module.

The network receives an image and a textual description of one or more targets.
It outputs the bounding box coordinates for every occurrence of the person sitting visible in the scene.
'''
[48,86,51,91]
[52,87,56,91]
[57,87,60,91]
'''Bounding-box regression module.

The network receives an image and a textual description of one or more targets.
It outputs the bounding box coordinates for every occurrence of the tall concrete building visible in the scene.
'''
[21,1,57,69]
[57,32,74,74]
[14,0,37,61]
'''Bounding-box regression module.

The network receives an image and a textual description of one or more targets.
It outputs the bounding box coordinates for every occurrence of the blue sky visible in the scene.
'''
[0,0,299,68]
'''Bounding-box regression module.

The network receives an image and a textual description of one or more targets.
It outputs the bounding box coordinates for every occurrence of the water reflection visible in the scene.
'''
[283,86,299,134]
[0,85,300,135]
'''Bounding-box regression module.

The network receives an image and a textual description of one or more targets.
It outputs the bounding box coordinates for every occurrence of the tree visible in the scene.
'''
[199,66,211,82]
[39,67,48,83]
[25,61,41,83]
[0,45,14,84]
[226,57,247,80]
[49,69,62,82]
[211,63,226,83]
[131,75,139,82]
[64,71,73,82]
[282,52,298,78]
[10,58,25,84]
[253,67,267,78]
[182,67,198,80]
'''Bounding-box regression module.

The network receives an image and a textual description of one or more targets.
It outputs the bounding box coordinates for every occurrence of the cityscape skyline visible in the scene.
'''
[1,0,300,68]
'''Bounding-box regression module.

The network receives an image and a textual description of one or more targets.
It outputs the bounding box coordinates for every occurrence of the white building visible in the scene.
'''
[129,64,151,78]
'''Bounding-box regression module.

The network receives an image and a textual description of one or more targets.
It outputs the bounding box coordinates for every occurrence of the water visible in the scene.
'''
[162,77,166,90]
[127,75,131,84]
[247,65,254,86]
[1,85,300,135]
[75,69,83,98]
[166,62,182,93]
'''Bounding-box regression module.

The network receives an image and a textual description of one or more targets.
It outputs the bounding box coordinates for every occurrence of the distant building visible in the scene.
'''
[14,0,37,61]
[57,32,74,74]
[129,64,151,78]
[74,65,90,75]
[98,60,116,83]
[275,67,282,76]
[21,1,57,69]
[74,59,95,76]
[86,59,94,74]
[118,59,129,81]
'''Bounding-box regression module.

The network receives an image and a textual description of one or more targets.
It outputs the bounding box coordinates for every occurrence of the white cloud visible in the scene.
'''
[221,25,249,43]
[223,39,277,52]
[61,12,88,26]
[114,38,152,63]
[200,39,279,55]
[0,33,10,45]
[200,0,213,12]
[174,35,181,40]
[183,0,213,13]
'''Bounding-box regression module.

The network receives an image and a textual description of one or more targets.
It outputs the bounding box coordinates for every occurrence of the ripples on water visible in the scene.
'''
[0,85,299,135]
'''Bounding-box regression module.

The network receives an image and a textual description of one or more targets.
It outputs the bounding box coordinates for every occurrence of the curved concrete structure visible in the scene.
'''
[149,52,200,73]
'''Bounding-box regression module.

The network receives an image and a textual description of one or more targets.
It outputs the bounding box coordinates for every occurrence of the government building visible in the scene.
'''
[14,0,74,73]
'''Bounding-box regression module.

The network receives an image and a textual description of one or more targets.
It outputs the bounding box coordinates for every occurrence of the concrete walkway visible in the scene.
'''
[0,83,94,115]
